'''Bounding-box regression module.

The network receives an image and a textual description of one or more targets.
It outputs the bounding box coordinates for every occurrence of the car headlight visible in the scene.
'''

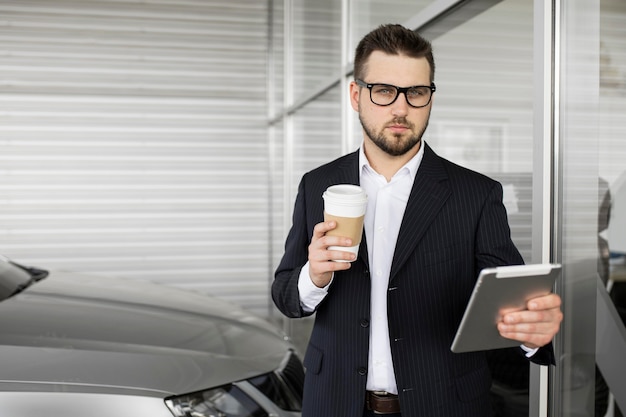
[165,384,269,417]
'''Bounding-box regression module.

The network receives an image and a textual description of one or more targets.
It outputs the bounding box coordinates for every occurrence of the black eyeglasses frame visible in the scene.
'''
[355,79,436,108]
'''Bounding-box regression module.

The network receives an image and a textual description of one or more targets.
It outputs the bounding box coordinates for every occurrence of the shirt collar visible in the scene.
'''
[359,141,425,181]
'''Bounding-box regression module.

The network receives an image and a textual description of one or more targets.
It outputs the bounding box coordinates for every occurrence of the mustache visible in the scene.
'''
[387,117,413,128]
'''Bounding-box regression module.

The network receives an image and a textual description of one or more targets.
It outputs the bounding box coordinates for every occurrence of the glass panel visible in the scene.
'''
[556,0,600,409]
[291,86,343,188]
[269,121,285,295]
[597,0,626,415]
[429,0,534,260]
[600,0,626,259]
[292,0,342,100]
[555,0,626,415]
[277,86,342,354]
[427,1,535,414]
[270,0,285,116]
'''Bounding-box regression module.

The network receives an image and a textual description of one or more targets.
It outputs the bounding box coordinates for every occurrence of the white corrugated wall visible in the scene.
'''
[0,0,272,316]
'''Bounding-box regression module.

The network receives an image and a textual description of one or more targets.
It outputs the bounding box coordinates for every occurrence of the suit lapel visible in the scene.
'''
[390,144,451,280]
[333,153,360,185]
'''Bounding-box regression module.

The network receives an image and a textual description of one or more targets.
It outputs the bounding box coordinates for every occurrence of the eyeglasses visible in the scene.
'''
[355,79,436,108]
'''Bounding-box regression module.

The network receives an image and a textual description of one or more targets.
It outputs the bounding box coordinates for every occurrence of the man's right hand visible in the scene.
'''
[308,220,356,288]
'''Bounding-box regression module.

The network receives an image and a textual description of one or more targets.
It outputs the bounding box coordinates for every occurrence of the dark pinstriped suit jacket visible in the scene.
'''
[272,143,554,417]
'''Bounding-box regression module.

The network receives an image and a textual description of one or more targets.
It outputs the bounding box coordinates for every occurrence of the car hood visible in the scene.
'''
[0,270,292,397]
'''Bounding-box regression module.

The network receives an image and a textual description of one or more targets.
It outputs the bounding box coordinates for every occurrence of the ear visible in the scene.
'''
[349,81,360,112]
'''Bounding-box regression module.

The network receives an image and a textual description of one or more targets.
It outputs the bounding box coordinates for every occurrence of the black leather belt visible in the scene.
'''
[365,391,401,414]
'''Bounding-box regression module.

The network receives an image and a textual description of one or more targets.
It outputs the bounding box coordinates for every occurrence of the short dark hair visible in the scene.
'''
[353,24,435,83]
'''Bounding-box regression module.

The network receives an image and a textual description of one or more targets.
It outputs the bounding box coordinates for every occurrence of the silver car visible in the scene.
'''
[0,255,304,417]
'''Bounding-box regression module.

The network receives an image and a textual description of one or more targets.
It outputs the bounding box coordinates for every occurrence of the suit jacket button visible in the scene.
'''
[358,367,367,376]
[360,319,369,328]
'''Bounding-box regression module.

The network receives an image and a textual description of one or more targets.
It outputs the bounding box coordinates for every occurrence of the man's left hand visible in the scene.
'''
[497,293,563,349]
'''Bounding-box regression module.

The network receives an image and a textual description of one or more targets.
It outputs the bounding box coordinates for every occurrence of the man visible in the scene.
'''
[272,24,562,417]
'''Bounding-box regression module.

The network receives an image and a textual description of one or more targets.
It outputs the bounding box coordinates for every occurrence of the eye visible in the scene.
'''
[407,87,429,97]
[371,85,396,96]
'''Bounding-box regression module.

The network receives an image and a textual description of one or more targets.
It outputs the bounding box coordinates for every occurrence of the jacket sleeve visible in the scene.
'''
[474,181,525,273]
[476,182,556,366]
[272,176,315,318]
[528,342,556,366]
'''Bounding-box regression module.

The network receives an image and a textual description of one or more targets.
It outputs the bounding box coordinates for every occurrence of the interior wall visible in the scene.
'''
[0,0,272,317]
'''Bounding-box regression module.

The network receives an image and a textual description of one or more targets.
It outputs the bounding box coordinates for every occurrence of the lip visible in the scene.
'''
[387,124,409,133]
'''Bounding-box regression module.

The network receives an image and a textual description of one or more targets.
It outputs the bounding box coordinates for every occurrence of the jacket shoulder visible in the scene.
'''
[304,150,358,178]
[424,143,500,189]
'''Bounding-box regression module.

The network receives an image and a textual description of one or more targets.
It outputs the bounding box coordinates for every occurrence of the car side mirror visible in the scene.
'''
[0,256,49,301]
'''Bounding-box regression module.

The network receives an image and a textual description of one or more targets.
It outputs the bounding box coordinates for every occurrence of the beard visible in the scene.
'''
[359,114,429,157]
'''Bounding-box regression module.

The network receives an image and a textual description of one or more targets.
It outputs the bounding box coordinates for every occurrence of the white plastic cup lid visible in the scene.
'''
[323,184,367,205]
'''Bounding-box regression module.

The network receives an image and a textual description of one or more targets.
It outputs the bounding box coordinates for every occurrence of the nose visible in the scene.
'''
[390,91,410,116]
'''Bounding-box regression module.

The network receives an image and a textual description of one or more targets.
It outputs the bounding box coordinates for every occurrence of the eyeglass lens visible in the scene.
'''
[370,85,432,107]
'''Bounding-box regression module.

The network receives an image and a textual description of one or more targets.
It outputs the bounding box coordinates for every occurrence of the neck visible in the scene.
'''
[363,140,421,182]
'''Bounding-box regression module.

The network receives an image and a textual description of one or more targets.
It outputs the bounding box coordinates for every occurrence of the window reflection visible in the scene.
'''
[599,1,626,415]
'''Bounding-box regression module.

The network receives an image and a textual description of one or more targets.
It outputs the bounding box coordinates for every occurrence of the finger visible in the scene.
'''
[309,257,351,277]
[497,327,555,349]
[498,319,558,334]
[309,236,353,258]
[497,321,557,346]
[319,259,354,272]
[326,249,357,263]
[500,325,558,344]
[497,312,562,348]
[526,293,562,311]
[308,250,354,287]
[310,245,357,264]
[502,307,563,327]
[311,233,353,252]
[312,220,338,240]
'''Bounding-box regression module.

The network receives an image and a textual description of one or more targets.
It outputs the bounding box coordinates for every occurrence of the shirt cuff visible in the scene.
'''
[520,344,540,357]
[297,262,332,313]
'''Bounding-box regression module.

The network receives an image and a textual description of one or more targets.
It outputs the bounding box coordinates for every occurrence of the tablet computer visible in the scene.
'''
[450,263,561,353]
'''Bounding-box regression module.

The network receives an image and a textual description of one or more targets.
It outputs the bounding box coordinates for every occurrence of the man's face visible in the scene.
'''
[350,51,433,157]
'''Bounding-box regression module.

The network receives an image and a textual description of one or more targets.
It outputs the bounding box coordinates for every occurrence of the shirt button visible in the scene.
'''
[358,367,367,376]
[360,319,370,328]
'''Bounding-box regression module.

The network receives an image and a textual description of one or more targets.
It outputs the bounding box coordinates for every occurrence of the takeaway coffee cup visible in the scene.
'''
[323,184,367,261]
